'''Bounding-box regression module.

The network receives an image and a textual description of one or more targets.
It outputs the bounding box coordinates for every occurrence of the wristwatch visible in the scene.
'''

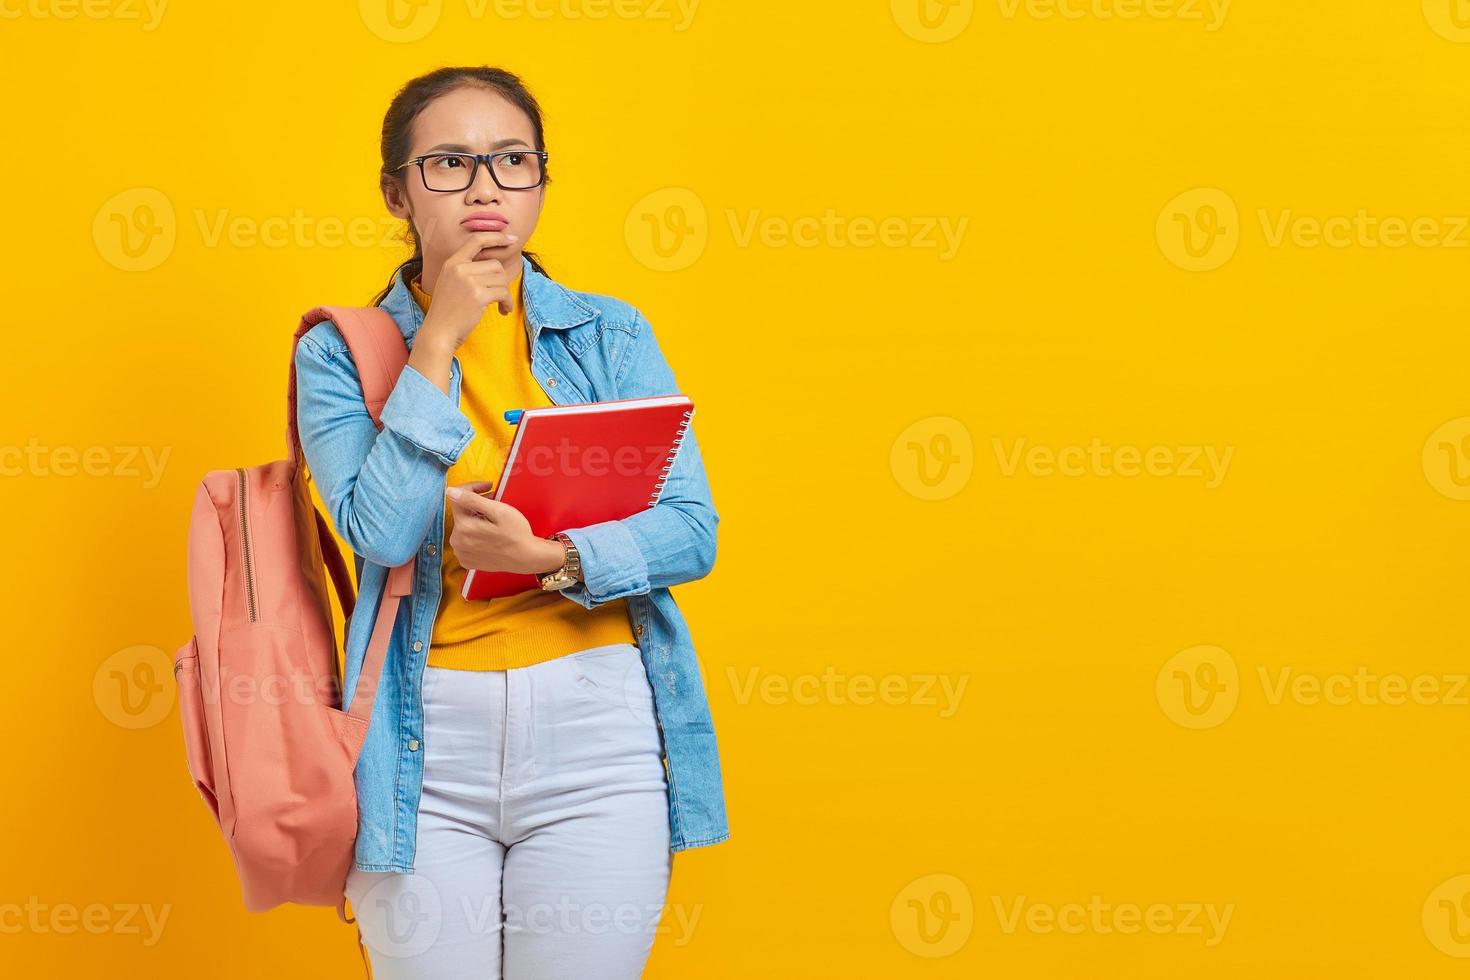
[537,532,582,591]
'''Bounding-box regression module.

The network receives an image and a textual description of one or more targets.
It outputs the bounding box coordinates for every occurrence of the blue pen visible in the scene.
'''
[503,409,525,424]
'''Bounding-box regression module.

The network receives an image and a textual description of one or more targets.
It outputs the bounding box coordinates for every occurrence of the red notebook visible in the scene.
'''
[460,394,696,601]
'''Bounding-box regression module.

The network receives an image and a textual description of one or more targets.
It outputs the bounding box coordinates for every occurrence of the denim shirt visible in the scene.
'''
[293,255,730,872]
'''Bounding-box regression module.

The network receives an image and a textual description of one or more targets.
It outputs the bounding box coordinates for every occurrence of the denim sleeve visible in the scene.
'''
[556,309,719,609]
[294,329,475,568]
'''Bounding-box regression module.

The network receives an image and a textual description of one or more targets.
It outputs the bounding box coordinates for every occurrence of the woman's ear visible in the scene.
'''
[382,177,410,220]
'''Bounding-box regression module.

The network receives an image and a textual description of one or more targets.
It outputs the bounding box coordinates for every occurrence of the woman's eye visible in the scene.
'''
[502,153,525,167]
[432,156,465,170]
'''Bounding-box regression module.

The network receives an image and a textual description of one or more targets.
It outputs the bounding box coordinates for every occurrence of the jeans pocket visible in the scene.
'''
[421,662,443,708]
[572,644,656,716]
[419,664,450,773]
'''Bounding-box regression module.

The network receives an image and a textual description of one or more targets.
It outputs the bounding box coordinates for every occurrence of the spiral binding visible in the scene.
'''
[648,407,695,507]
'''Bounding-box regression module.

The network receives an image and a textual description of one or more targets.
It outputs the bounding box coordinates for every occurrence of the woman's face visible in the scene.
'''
[384,85,545,287]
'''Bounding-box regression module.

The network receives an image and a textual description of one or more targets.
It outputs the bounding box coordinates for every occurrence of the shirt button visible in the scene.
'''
[546,377,558,387]
[407,738,420,751]
[413,640,423,652]
[427,543,437,556]
[635,624,645,636]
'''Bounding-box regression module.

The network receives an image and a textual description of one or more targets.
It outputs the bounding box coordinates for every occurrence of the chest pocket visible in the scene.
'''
[556,319,637,398]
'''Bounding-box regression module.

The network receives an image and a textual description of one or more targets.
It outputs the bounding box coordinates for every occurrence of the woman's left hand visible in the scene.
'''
[444,481,563,575]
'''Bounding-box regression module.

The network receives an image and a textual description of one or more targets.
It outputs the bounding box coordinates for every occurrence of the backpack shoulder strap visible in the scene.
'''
[317,306,409,425]
[285,304,416,737]
[288,305,409,460]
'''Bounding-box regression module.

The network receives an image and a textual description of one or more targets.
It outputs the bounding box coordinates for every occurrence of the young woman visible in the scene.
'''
[293,66,730,979]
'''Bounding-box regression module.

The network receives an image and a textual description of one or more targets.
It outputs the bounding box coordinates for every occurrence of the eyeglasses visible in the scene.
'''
[394,150,549,192]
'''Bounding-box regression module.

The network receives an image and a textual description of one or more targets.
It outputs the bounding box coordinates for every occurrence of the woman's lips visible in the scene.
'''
[462,216,508,232]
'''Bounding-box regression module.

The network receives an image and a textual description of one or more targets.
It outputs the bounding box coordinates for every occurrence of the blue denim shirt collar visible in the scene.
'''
[377,253,598,348]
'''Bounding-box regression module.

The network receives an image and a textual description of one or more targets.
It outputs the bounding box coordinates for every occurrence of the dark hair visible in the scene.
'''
[372,66,553,306]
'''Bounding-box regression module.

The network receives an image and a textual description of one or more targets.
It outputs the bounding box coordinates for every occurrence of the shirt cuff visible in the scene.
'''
[560,520,650,605]
[378,363,475,466]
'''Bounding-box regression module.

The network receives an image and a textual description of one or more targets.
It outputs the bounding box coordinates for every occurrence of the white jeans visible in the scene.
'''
[346,643,673,979]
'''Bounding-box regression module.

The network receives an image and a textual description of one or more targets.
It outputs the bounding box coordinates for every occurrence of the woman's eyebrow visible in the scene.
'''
[422,138,532,152]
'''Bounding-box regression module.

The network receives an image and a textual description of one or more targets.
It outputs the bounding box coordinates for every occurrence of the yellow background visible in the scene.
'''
[7,0,1470,976]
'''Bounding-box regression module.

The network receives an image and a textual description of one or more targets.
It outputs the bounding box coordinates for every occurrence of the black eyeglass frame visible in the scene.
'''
[393,150,550,192]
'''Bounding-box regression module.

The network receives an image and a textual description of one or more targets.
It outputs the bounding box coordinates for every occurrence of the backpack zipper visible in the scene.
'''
[235,468,259,622]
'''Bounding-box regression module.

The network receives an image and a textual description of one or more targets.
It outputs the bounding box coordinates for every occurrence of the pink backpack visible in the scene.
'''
[172,305,414,936]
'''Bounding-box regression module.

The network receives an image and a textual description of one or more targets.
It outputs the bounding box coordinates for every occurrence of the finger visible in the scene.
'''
[449,231,517,263]
[447,500,492,524]
[446,485,499,517]
[462,259,505,279]
[468,234,517,262]
[457,496,516,523]
[469,283,512,315]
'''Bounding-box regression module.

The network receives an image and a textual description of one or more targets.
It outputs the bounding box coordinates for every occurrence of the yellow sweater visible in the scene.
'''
[410,268,635,671]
